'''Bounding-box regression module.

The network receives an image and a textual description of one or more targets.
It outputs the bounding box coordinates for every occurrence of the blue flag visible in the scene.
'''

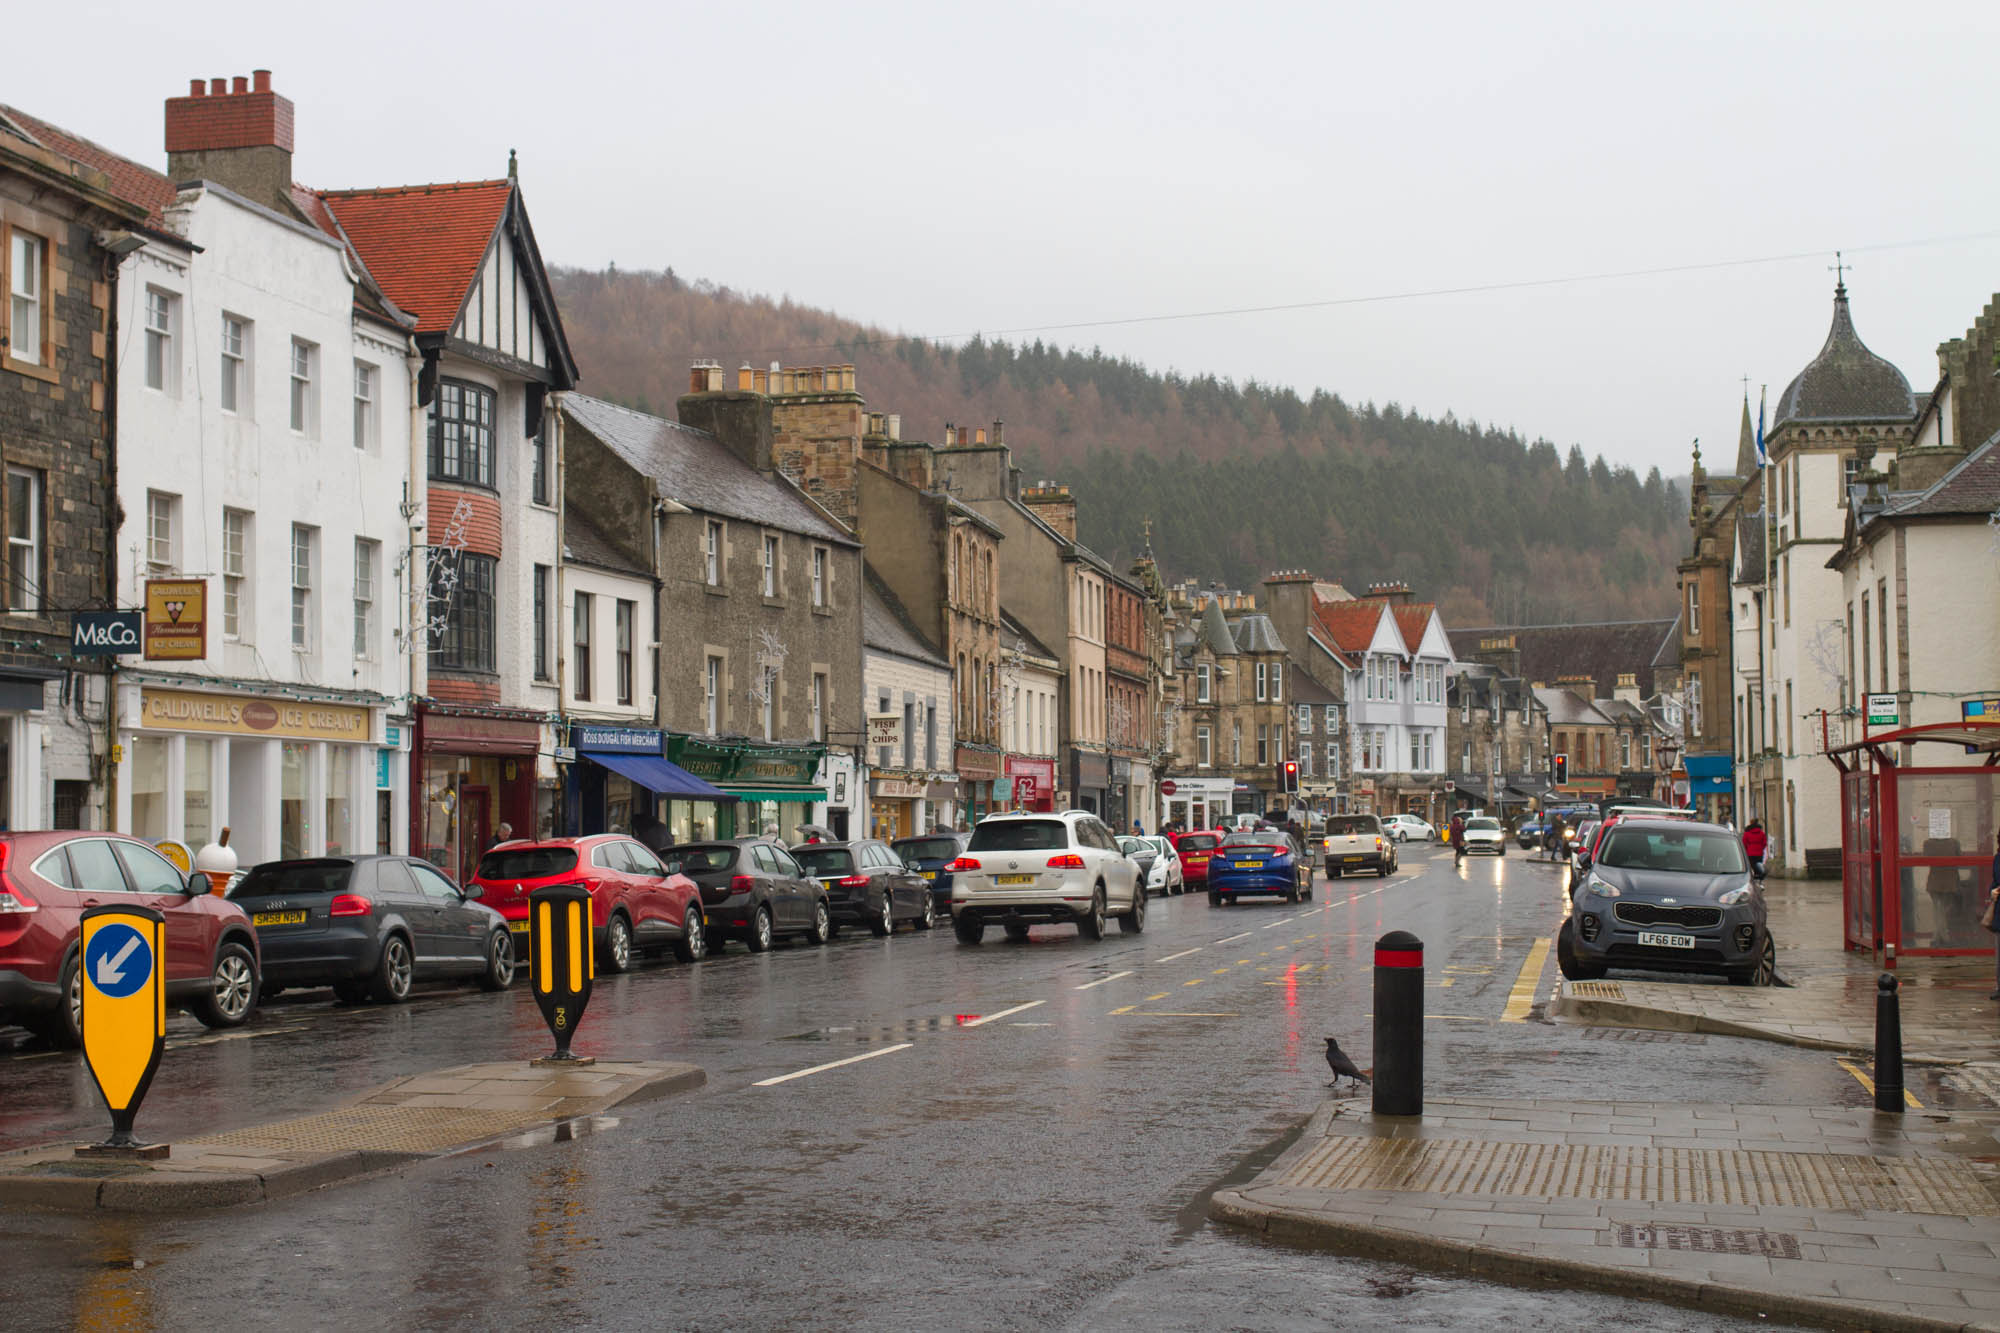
[1754,388,1767,468]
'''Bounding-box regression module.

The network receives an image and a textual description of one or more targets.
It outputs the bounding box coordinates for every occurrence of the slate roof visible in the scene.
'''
[1536,687,1612,727]
[315,180,510,333]
[1289,669,1338,705]
[1884,435,2000,518]
[1001,608,1060,663]
[1649,613,1682,670]
[1775,285,1916,427]
[1734,511,1768,586]
[1197,598,1238,656]
[562,505,648,578]
[0,104,176,225]
[864,568,947,669]
[562,394,858,545]
[1231,613,1286,654]
[1448,620,1677,698]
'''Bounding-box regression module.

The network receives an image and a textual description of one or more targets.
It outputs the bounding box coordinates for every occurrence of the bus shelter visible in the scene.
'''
[1825,721,1999,962]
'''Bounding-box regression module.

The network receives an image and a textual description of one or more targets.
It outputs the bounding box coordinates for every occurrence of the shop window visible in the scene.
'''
[184,738,212,847]
[326,746,353,856]
[131,735,169,839]
[281,743,309,859]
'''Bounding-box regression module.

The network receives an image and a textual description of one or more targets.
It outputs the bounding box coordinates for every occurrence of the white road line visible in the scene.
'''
[1259,920,1290,930]
[958,1000,1046,1028]
[1156,948,1203,962]
[754,1042,913,1087]
[1075,970,1134,991]
[1216,931,1253,944]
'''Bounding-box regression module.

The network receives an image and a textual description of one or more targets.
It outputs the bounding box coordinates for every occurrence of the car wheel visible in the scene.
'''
[747,906,774,953]
[1555,920,1605,981]
[673,910,707,963]
[808,900,831,946]
[40,952,82,1049]
[1730,934,1777,987]
[601,914,635,974]
[1078,889,1106,941]
[1377,862,1390,877]
[193,942,258,1029]
[370,934,414,1004]
[1119,887,1146,934]
[870,893,894,938]
[1208,890,1222,906]
[477,930,516,991]
[954,913,985,945]
[332,979,369,1005]
[916,898,935,931]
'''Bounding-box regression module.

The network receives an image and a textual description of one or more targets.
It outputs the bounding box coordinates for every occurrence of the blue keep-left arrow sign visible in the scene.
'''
[84,923,153,999]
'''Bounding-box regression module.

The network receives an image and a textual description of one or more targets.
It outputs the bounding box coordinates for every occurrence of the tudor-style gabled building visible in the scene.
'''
[313,164,579,879]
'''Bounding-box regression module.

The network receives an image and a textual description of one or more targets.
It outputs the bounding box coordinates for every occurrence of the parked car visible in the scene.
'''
[1207,829,1309,905]
[1382,814,1435,843]
[1558,818,1775,986]
[473,836,706,972]
[1169,830,1223,887]
[1459,816,1507,856]
[0,830,261,1047]
[791,839,934,936]
[233,855,512,1003]
[1323,815,1397,877]
[946,811,1144,943]
[1120,835,1184,895]
[665,839,830,952]
[1515,815,1548,849]
[891,832,970,917]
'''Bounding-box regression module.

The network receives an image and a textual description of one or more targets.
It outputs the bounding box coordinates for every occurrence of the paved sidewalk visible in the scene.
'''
[0,1058,703,1213]
[1549,881,2000,1064]
[1212,1096,2000,1331]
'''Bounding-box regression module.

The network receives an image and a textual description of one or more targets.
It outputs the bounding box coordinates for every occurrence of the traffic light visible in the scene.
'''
[1283,759,1299,794]
[1553,753,1568,785]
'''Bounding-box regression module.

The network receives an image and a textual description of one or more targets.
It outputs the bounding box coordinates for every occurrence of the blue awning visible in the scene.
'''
[1682,753,1733,779]
[585,751,731,801]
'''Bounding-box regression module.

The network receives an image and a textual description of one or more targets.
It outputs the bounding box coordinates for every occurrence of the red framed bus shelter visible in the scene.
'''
[1825,721,1999,964]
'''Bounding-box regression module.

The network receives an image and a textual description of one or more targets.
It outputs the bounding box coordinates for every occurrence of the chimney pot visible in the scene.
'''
[974,427,986,445]
[689,362,706,394]
[252,69,271,92]
[737,362,753,391]
[887,413,901,440]
[232,75,248,94]
[188,78,206,96]
[210,77,227,95]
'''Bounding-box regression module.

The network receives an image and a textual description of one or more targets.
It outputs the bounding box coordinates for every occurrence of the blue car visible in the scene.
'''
[1207,830,1309,906]
[891,832,970,916]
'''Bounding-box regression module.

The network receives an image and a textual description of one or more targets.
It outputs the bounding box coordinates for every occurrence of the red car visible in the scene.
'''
[0,830,262,1047]
[471,835,705,972]
[1168,830,1225,887]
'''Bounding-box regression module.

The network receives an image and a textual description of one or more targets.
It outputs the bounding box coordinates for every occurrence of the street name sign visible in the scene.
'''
[78,905,167,1154]
[1866,693,1899,727]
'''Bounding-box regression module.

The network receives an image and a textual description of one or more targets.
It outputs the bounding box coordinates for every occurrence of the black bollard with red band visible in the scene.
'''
[1373,930,1423,1116]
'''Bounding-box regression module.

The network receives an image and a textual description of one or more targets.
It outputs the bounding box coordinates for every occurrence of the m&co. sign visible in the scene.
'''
[141,689,370,742]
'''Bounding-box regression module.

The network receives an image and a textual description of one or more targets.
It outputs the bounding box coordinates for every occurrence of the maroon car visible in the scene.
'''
[0,830,262,1047]
[471,835,706,972]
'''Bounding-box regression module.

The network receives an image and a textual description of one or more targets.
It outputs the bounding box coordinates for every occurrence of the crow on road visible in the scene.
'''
[1323,1036,1370,1087]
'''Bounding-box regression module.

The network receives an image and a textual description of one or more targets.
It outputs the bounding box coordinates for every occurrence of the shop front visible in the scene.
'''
[121,681,390,866]
[956,745,1002,825]
[415,707,544,885]
[1069,748,1109,818]
[667,735,826,842]
[1160,775,1234,831]
[1683,753,1734,825]
[1005,755,1056,813]
[870,773,927,839]
[566,725,730,836]
[815,751,860,840]
[1107,757,1132,833]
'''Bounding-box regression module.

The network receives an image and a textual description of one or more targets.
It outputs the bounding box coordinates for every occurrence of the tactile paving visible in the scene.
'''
[189,1105,551,1154]
[1280,1135,2000,1215]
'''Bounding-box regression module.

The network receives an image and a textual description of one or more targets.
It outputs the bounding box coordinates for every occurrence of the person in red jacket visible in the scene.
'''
[1742,819,1769,880]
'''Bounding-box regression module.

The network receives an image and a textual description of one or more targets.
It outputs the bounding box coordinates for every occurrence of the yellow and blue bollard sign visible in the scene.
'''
[78,905,168,1156]
[528,883,594,1065]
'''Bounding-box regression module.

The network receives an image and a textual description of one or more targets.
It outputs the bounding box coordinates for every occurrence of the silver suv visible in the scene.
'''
[949,811,1144,943]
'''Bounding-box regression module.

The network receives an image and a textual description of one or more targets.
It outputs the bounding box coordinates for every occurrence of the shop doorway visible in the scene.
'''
[459,786,491,884]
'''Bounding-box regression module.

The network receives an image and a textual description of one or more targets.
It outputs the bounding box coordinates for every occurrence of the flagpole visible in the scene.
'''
[1759,385,1771,827]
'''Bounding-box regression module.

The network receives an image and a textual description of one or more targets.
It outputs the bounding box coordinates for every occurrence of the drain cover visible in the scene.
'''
[1279,1136,1999,1215]
[1579,1028,1706,1044]
[1565,981,1625,999]
[1613,1223,1801,1259]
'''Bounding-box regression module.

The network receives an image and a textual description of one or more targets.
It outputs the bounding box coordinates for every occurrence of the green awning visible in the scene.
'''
[713,784,825,803]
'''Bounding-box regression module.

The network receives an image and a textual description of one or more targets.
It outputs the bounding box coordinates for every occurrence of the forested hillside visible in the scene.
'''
[551,266,1684,623]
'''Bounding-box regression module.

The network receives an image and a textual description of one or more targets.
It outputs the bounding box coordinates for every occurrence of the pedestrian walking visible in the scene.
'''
[1541,816,1562,863]
[1983,830,2000,1001]
[1449,810,1467,863]
[1742,818,1769,882]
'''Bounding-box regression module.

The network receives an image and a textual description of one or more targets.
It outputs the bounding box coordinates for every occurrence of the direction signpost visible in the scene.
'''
[528,883,595,1066]
[76,905,169,1158]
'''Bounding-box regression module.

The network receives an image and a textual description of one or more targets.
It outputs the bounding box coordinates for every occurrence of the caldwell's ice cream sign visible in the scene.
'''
[141,689,370,741]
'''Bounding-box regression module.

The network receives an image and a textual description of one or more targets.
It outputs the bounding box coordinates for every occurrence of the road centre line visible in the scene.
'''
[755,1042,913,1087]
[1501,937,1553,1022]
[1074,971,1133,991]
[1259,921,1289,930]
[959,1001,1046,1028]
[1156,948,1203,962]
[1216,932,1252,944]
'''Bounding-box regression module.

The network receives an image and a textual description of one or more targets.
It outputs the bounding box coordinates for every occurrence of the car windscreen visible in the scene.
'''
[894,837,961,863]
[476,848,578,881]
[792,848,855,876]
[232,860,355,898]
[672,844,739,874]
[1324,817,1378,836]
[967,820,1068,852]
[1466,818,1501,831]
[1117,837,1150,854]
[1177,833,1219,851]
[1598,828,1749,875]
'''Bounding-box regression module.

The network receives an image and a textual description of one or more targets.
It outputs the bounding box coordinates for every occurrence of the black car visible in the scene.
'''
[230,856,513,1004]
[664,839,830,952]
[891,832,970,916]
[791,839,935,936]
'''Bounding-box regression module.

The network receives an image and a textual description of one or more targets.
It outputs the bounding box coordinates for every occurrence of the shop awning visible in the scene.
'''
[714,784,826,803]
[586,752,732,801]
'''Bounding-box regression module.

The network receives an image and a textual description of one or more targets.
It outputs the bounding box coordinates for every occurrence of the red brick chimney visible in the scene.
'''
[164,69,296,214]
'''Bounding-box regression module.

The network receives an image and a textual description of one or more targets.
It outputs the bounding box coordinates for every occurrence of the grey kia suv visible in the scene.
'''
[1558,818,1774,986]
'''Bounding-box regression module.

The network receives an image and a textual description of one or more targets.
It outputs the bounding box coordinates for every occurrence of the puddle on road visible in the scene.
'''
[781,1016,961,1043]
[452,1115,623,1156]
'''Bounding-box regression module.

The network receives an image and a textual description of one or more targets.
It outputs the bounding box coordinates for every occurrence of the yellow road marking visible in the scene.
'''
[1213,968,1231,975]
[1109,1004,1137,1015]
[1837,1058,1923,1108]
[1183,978,1202,987]
[1501,936,1553,1022]
[1145,992,1168,1001]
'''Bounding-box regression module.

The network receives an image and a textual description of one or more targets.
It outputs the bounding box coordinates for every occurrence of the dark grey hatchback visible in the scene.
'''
[1558,819,1774,986]
[791,839,935,936]
[230,856,515,1004]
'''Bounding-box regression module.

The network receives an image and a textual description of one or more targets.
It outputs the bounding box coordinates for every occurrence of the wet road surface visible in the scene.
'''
[2,845,1884,1329]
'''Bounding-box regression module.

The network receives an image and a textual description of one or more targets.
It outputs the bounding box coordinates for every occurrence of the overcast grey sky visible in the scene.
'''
[18,1,2000,473]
